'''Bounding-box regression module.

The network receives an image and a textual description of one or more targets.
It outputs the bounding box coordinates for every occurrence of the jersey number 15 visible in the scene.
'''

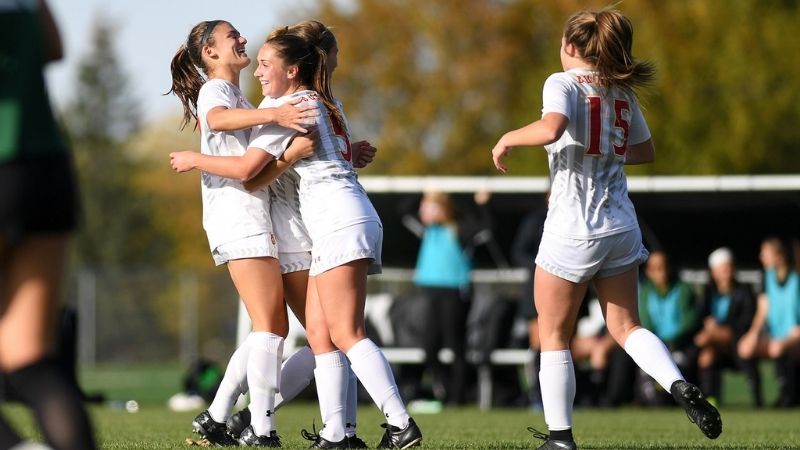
[586,96,630,157]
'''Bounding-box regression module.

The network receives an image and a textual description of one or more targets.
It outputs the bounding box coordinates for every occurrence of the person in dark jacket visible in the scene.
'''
[694,248,760,406]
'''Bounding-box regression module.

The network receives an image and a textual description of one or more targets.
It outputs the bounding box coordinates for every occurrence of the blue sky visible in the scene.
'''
[44,0,316,123]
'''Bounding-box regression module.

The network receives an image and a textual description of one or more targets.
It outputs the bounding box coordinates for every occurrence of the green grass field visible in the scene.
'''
[3,403,800,449]
[1,365,799,449]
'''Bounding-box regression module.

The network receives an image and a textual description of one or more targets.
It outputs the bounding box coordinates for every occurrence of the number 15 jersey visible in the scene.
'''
[541,68,651,240]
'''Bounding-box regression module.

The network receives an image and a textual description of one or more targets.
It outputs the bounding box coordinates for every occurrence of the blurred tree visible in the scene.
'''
[266,0,800,176]
[125,117,214,270]
[64,18,169,268]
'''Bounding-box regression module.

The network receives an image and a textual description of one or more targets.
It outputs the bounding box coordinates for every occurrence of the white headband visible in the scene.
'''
[708,247,733,269]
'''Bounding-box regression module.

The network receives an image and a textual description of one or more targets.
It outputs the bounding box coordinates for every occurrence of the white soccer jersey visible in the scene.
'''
[249,90,379,243]
[197,79,274,251]
[541,68,651,239]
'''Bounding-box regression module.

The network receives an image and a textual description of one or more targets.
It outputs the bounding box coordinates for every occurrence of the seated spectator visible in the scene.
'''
[738,237,800,407]
[694,247,761,406]
[636,250,701,404]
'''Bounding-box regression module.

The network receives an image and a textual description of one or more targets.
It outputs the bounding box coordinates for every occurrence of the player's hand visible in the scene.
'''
[491,139,511,173]
[275,99,319,133]
[285,129,319,164]
[169,151,197,173]
[352,140,377,168]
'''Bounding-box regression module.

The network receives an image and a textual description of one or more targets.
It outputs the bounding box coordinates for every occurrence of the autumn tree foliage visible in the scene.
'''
[268,0,800,176]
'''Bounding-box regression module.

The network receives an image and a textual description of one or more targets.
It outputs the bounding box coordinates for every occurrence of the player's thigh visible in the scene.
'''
[227,256,287,334]
[0,234,69,369]
[533,266,588,351]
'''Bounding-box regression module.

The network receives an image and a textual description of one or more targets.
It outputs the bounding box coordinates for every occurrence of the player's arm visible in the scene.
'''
[206,100,318,133]
[169,148,275,182]
[625,138,655,165]
[243,129,318,192]
[491,112,569,173]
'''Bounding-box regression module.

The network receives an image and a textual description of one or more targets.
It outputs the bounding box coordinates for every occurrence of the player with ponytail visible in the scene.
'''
[491,8,721,450]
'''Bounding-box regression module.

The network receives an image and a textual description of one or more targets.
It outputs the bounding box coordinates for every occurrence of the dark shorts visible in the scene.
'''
[0,153,79,245]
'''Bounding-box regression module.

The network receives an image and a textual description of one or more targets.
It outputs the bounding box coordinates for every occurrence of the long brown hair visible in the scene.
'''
[168,20,226,130]
[265,30,343,128]
[563,8,654,92]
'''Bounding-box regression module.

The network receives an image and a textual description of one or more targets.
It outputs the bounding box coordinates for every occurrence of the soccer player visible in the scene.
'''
[168,19,318,446]
[228,20,376,449]
[0,0,96,448]
[172,20,377,447]
[490,8,721,449]
[238,30,421,449]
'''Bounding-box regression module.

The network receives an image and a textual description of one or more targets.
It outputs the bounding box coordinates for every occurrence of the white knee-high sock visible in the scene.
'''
[346,339,409,429]
[275,346,315,410]
[207,334,253,421]
[247,332,284,436]
[345,360,358,438]
[623,327,684,391]
[539,350,575,431]
[314,351,348,442]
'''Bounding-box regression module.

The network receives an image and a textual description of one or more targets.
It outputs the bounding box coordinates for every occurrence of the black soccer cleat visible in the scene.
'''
[528,427,577,450]
[301,426,348,449]
[345,435,368,449]
[238,425,281,447]
[227,408,251,440]
[192,410,238,447]
[376,418,422,449]
[671,380,723,439]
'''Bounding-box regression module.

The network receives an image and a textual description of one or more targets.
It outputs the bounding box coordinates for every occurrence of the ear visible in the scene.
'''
[286,64,299,79]
[564,42,579,58]
[203,44,218,60]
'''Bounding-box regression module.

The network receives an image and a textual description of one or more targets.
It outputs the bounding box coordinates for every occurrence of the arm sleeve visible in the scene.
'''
[197,80,236,116]
[627,99,652,145]
[248,124,294,159]
[541,73,575,119]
